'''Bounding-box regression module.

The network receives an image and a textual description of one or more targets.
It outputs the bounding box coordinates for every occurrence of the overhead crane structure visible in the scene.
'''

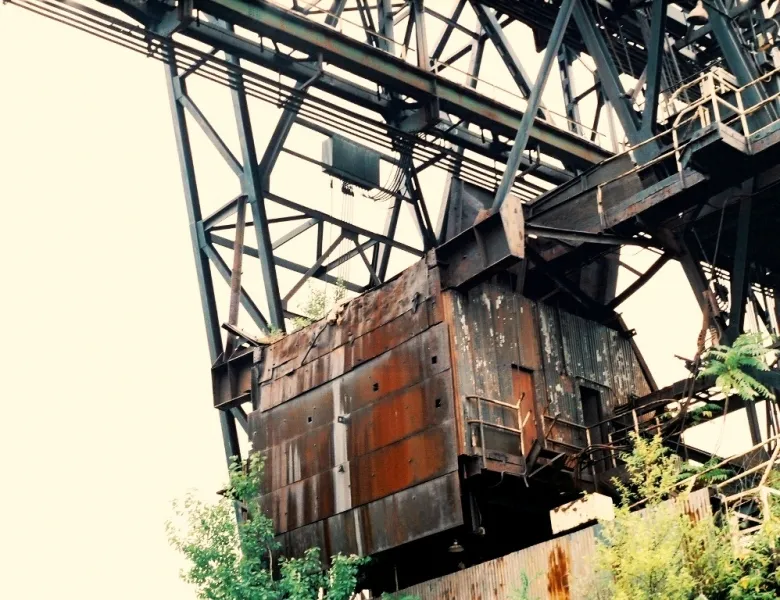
[8,0,780,592]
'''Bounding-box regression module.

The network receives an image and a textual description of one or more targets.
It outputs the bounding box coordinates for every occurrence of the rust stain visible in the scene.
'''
[547,544,571,600]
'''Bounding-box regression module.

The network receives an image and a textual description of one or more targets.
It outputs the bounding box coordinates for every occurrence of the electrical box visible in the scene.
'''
[322,135,381,190]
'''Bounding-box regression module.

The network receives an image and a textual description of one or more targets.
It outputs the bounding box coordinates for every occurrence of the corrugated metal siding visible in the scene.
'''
[446,281,655,456]
[398,489,712,600]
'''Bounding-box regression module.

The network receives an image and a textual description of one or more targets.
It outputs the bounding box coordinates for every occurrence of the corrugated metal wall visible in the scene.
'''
[398,489,712,600]
[446,281,653,455]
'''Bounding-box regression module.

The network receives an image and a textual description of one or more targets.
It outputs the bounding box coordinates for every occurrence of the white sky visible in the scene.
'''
[0,3,759,599]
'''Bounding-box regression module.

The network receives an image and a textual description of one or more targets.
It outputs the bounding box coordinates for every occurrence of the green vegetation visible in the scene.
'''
[292,281,347,331]
[580,433,780,600]
[698,332,777,401]
[167,454,368,600]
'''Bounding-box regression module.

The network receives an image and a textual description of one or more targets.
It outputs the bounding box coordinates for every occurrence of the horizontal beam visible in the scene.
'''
[189,0,613,168]
[526,224,658,248]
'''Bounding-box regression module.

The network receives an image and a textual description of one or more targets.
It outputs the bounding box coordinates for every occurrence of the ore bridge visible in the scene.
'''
[7,0,780,596]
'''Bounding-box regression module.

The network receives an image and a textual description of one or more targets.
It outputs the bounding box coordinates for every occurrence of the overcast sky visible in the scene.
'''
[0,3,758,599]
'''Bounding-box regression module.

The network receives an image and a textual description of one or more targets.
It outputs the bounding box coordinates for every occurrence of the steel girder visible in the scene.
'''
[168,0,614,168]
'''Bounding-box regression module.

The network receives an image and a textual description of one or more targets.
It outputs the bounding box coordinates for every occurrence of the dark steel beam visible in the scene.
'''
[557,45,581,136]
[606,252,672,310]
[224,196,248,357]
[411,0,429,70]
[493,0,575,210]
[726,196,753,342]
[324,0,348,27]
[192,0,612,168]
[210,234,366,292]
[639,0,667,137]
[165,48,223,363]
[708,0,773,127]
[179,93,244,177]
[430,0,467,62]
[258,77,316,189]
[472,2,546,116]
[526,225,658,248]
[572,0,659,161]
[226,44,286,330]
[204,243,270,332]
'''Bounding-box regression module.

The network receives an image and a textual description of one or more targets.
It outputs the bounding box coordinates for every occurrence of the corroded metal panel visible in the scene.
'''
[251,320,459,543]
[445,281,653,456]
[258,296,441,411]
[260,258,435,383]
[248,256,657,560]
[399,489,712,600]
[276,472,463,558]
[400,526,596,600]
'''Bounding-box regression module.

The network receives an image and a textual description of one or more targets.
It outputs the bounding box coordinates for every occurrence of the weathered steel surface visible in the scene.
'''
[258,261,441,411]
[252,323,457,533]
[275,472,463,559]
[212,346,254,408]
[538,304,652,449]
[398,488,712,600]
[436,195,525,290]
[443,284,546,464]
[260,258,434,381]
[249,257,657,559]
[444,280,652,458]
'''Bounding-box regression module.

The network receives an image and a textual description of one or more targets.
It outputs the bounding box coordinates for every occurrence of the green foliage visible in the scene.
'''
[698,333,777,401]
[292,281,347,331]
[612,432,681,506]
[687,403,724,425]
[678,457,733,486]
[581,433,780,600]
[167,453,368,600]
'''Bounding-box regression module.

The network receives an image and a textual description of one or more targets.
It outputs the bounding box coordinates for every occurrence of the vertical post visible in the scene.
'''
[557,44,582,135]
[586,428,599,490]
[165,45,241,473]
[411,0,429,70]
[224,196,248,357]
[640,0,669,136]
[435,27,485,244]
[608,431,617,468]
[377,0,395,54]
[227,52,286,331]
[492,0,577,211]
[727,196,753,342]
[165,45,223,364]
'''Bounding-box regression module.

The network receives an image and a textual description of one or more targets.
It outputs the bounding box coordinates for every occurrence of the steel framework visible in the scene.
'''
[7,0,780,485]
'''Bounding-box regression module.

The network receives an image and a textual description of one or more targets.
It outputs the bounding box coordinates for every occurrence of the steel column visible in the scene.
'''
[708,0,773,127]
[557,44,582,136]
[227,49,286,331]
[727,196,753,342]
[640,0,668,136]
[492,0,576,211]
[165,47,223,363]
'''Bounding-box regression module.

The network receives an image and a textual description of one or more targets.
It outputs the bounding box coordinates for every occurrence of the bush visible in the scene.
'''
[166,454,367,600]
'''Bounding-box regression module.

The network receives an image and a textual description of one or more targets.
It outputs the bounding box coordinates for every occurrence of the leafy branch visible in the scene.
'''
[166,454,368,600]
[698,333,777,401]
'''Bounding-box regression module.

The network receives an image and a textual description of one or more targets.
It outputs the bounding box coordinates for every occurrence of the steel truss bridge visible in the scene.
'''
[8,0,780,489]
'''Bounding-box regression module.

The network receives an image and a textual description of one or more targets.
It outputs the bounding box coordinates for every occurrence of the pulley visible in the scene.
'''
[687,0,709,26]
